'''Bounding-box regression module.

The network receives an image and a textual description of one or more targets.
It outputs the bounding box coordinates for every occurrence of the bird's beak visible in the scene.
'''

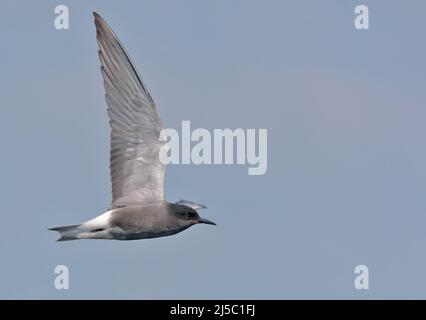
[198,217,217,225]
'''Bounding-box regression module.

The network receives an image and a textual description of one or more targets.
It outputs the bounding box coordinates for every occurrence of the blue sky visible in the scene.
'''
[1,0,426,298]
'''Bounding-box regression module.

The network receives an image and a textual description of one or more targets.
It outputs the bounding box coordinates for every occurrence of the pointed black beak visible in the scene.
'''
[198,217,216,225]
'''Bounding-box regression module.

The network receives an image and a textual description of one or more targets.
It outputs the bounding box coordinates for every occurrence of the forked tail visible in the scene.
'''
[49,224,82,241]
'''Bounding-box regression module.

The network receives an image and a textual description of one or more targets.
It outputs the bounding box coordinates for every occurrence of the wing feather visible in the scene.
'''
[93,12,165,208]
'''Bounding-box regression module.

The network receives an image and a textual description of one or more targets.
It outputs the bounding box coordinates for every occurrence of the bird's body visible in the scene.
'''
[51,202,207,241]
[49,12,215,241]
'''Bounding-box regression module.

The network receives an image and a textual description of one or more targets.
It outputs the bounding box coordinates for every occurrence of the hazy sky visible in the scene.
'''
[1,0,426,299]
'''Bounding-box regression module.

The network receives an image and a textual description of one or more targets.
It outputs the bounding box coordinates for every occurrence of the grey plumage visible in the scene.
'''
[49,12,215,241]
[95,12,165,208]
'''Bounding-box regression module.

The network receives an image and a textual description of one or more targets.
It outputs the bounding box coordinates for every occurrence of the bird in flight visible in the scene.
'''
[49,12,216,241]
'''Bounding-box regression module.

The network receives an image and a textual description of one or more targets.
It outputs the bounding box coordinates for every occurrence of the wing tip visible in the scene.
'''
[93,11,109,32]
[93,11,101,20]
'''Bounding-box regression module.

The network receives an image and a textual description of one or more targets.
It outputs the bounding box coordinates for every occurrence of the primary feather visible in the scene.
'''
[94,12,166,208]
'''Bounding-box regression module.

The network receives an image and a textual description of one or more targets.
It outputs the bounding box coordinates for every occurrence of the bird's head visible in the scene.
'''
[171,201,216,227]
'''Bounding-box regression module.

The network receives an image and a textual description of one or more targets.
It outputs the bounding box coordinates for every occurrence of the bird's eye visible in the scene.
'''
[183,211,191,218]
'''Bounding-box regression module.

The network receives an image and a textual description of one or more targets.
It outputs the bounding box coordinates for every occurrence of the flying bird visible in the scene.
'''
[49,12,216,241]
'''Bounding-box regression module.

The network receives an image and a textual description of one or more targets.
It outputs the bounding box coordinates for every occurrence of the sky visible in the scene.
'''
[1,0,426,299]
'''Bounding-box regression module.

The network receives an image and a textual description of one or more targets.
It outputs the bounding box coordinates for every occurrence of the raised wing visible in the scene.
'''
[176,200,207,210]
[94,12,165,208]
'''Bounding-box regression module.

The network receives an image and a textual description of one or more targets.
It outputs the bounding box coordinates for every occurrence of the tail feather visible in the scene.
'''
[49,224,81,241]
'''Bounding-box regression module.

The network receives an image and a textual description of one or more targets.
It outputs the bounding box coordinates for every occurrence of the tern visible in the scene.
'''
[49,12,216,241]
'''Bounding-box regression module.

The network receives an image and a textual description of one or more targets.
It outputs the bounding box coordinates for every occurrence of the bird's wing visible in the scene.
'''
[94,12,166,208]
[176,200,207,210]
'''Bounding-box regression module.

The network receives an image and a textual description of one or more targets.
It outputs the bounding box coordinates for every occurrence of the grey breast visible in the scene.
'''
[110,204,164,230]
[109,202,187,238]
